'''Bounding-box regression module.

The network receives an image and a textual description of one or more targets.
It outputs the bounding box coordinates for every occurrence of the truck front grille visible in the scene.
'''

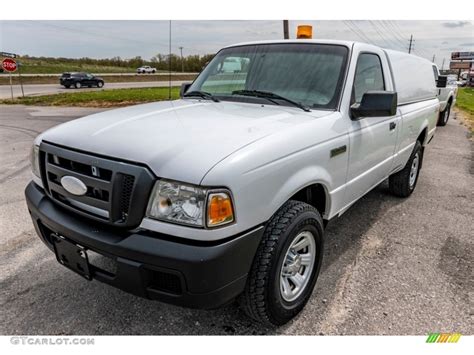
[39,141,155,228]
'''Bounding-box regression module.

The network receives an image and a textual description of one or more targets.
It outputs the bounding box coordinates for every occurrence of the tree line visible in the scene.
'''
[19,53,216,72]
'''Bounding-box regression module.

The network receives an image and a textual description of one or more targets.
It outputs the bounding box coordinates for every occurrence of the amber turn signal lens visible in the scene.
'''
[207,192,234,227]
[297,25,313,39]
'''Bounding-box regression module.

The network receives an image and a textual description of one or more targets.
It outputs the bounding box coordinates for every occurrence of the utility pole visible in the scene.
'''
[441,58,445,71]
[408,34,413,54]
[179,46,184,73]
[283,20,289,39]
[168,20,172,100]
[432,54,436,63]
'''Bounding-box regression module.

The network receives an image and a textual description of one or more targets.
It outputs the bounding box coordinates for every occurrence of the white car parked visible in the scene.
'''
[136,65,157,74]
[27,40,442,325]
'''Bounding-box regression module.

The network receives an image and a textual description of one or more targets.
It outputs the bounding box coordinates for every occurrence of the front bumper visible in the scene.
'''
[25,182,264,309]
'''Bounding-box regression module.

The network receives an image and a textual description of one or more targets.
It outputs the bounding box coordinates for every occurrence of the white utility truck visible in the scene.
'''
[26,40,444,325]
[432,64,457,126]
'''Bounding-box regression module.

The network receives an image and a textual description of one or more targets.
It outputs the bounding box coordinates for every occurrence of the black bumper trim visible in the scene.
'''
[25,182,264,309]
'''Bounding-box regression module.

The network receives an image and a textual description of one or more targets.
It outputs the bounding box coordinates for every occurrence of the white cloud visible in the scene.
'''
[0,20,472,68]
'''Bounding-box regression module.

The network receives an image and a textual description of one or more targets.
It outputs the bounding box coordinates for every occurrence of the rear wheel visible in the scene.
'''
[64,85,70,89]
[239,200,324,326]
[74,82,81,89]
[437,102,451,126]
[389,141,422,197]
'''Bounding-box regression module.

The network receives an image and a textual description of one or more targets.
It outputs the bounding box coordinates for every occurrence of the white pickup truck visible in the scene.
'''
[136,65,157,74]
[26,40,443,325]
[432,64,457,126]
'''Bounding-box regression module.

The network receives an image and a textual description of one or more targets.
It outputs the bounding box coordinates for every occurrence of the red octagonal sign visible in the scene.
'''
[2,58,17,72]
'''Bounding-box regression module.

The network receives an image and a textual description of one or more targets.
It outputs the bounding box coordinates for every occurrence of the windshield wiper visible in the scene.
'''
[232,89,311,112]
[183,90,220,102]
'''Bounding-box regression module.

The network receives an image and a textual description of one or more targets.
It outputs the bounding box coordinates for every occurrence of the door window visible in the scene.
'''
[353,53,385,103]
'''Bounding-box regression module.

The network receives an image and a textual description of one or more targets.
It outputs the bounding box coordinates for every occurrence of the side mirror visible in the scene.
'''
[350,91,397,120]
[436,75,448,88]
[180,83,192,98]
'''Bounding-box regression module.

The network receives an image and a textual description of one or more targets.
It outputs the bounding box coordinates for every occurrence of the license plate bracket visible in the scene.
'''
[52,234,91,280]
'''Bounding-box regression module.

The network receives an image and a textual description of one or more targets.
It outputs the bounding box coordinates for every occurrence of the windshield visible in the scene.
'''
[188,43,349,110]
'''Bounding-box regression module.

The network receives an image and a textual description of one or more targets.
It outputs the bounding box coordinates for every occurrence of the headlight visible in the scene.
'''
[146,180,234,228]
[30,145,40,178]
[147,180,207,227]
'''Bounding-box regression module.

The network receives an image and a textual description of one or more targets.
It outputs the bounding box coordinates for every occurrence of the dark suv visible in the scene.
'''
[60,72,105,89]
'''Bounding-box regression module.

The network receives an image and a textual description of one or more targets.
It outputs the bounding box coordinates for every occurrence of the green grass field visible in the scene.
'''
[10,58,137,74]
[0,87,180,107]
[456,87,474,115]
[455,87,474,134]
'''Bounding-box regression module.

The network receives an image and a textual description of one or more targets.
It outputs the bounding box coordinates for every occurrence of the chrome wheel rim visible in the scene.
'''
[280,231,316,302]
[409,153,419,187]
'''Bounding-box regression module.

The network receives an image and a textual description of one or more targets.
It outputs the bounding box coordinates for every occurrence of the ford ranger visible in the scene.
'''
[26,40,444,325]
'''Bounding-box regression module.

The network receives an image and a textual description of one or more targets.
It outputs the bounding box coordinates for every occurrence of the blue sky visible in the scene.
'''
[1,20,472,68]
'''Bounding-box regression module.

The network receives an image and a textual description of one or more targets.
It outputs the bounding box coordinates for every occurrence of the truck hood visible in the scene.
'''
[40,99,331,184]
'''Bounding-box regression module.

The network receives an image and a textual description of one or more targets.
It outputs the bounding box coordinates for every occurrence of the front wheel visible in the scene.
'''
[389,141,422,197]
[239,200,324,326]
[97,81,104,88]
[74,82,81,89]
[437,102,451,126]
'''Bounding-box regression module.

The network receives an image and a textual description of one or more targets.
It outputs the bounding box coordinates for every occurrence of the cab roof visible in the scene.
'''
[223,39,357,49]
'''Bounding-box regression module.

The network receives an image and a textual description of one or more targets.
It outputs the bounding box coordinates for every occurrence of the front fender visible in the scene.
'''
[268,166,332,219]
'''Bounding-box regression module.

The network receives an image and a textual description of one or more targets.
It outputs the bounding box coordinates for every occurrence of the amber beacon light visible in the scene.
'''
[297,25,313,39]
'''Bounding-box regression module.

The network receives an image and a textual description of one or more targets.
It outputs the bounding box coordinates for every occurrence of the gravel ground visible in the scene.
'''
[0,105,472,335]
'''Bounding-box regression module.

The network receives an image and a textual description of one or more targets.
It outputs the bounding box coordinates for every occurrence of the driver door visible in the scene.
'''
[343,47,400,206]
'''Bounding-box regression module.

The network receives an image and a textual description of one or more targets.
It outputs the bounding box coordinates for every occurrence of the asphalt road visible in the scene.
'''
[0,105,472,335]
[0,81,186,99]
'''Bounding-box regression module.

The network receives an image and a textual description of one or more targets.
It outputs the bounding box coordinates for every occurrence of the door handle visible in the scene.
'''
[389,122,397,131]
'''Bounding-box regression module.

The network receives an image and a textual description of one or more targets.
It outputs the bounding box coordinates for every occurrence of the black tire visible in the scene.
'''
[437,102,451,126]
[74,82,81,89]
[389,140,422,197]
[239,200,324,326]
[97,81,104,88]
[64,85,70,89]
[152,70,156,73]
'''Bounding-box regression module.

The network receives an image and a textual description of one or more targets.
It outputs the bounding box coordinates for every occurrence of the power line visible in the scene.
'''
[342,21,374,44]
[387,21,433,59]
[368,21,404,50]
[349,21,376,44]
[380,21,409,48]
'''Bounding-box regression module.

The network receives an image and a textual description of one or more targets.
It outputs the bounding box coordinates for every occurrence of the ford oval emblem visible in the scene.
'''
[60,176,88,196]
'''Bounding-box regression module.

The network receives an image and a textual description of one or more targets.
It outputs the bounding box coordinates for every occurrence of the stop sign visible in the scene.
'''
[2,58,17,72]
